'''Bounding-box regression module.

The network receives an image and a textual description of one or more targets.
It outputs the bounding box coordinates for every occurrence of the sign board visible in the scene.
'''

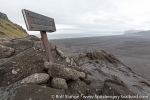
[22,9,56,32]
[22,9,55,62]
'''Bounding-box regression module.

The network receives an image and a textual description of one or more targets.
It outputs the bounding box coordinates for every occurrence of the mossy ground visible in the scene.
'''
[0,19,28,38]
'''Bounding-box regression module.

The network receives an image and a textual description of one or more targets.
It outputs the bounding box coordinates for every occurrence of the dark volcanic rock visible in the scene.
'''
[0,35,150,100]
[68,80,96,96]
[0,36,46,87]
[14,85,65,100]
[0,12,9,20]
[21,73,50,84]
[102,80,141,100]
[48,63,85,80]
[0,48,45,87]
[0,44,15,58]
[92,50,123,66]
[51,78,68,89]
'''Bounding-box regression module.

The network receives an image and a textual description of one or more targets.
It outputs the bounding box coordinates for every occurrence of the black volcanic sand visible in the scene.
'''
[51,35,150,80]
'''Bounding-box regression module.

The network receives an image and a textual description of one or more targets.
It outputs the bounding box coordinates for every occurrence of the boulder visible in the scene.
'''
[44,61,51,69]
[21,73,50,84]
[0,44,15,58]
[51,78,68,89]
[48,63,85,80]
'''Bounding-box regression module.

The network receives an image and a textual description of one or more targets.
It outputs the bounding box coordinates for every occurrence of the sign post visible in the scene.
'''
[22,9,56,62]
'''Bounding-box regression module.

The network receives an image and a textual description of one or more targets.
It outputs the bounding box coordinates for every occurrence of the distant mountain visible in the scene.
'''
[124,30,150,36]
[0,12,28,38]
[124,29,142,34]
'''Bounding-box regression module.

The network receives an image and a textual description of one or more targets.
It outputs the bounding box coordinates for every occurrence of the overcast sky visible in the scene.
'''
[1,0,150,36]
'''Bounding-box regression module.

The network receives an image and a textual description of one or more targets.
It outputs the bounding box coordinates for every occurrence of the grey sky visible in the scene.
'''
[1,0,150,35]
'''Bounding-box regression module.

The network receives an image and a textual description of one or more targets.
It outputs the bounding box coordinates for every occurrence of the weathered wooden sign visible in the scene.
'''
[22,9,56,32]
[22,9,56,62]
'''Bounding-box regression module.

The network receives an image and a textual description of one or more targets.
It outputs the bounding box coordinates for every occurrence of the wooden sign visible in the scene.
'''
[22,9,56,62]
[22,9,56,32]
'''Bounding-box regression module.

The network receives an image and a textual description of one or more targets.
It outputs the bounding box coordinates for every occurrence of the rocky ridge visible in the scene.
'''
[0,18,28,38]
[0,35,150,100]
[0,12,9,21]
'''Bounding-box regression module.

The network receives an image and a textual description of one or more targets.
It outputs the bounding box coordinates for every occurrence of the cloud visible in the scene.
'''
[0,0,150,36]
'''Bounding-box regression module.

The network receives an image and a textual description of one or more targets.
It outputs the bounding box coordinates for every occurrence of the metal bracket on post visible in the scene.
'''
[40,31,53,63]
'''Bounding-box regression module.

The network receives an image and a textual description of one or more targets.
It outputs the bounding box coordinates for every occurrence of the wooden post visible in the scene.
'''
[40,31,53,62]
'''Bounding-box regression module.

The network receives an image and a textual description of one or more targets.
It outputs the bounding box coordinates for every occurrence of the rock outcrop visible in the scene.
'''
[0,12,9,20]
[0,35,149,100]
